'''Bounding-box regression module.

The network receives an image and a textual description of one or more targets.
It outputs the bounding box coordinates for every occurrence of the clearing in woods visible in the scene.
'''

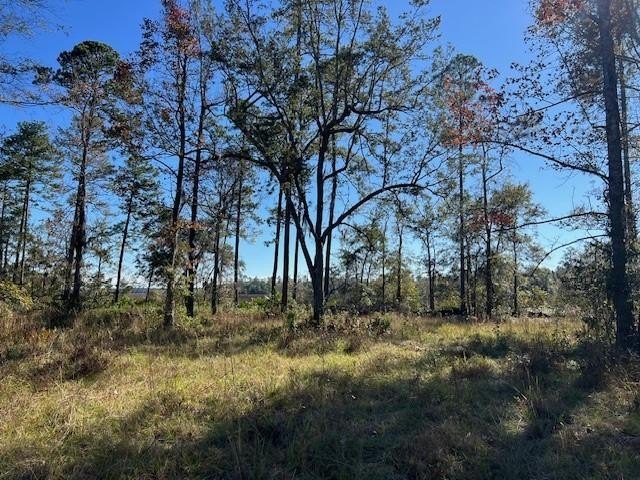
[1,307,639,479]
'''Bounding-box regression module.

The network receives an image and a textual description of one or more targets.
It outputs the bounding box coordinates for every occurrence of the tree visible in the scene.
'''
[520,0,637,346]
[0,0,56,105]
[224,0,440,324]
[435,54,500,316]
[0,121,57,285]
[110,155,159,303]
[595,0,635,347]
[139,0,201,326]
[42,40,120,308]
[413,195,440,312]
[492,183,545,316]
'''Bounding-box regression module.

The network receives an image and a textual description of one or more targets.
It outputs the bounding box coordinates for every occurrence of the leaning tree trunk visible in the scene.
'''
[145,266,154,303]
[597,0,635,348]
[114,192,134,303]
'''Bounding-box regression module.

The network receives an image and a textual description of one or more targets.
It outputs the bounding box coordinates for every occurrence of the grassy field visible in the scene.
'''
[1,306,639,479]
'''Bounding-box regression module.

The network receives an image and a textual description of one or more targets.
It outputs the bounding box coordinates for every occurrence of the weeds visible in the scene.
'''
[0,309,638,479]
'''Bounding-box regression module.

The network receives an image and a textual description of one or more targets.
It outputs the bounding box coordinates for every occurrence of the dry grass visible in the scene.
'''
[1,306,639,479]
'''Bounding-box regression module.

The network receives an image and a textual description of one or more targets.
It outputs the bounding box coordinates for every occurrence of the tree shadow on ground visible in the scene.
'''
[3,342,638,480]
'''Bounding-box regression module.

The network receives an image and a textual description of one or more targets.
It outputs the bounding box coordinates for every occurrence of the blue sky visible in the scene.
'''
[0,0,598,281]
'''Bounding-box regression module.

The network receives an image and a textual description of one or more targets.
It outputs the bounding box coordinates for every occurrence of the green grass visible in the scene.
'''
[1,307,639,479]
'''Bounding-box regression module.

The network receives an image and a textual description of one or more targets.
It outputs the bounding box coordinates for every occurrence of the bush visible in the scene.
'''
[366,314,392,337]
[0,281,33,315]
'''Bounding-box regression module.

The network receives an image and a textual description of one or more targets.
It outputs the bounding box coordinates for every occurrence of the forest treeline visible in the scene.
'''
[0,0,639,349]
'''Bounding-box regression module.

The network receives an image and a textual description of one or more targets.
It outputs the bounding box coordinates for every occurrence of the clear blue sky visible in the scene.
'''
[0,0,596,281]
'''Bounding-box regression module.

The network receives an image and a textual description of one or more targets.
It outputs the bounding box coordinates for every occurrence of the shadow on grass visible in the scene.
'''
[3,343,639,480]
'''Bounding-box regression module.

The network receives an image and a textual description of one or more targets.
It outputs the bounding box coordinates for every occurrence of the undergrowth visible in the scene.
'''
[1,305,638,479]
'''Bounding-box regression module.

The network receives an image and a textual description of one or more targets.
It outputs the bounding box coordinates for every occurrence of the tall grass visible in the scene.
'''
[1,306,638,479]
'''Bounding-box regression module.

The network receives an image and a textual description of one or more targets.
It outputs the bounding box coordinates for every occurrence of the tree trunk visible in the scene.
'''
[96,256,103,289]
[292,211,300,301]
[471,250,478,317]
[396,225,403,305]
[381,220,387,311]
[70,141,89,308]
[466,240,473,316]
[281,189,291,312]
[597,0,635,348]
[13,177,30,285]
[186,103,206,318]
[323,137,338,299]
[0,182,7,279]
[309,134,331,326]
[114,192,134,303]
[482,162,494,319]
[619,57,636,240]
[63,200,79,302]
[145,266,154,303]
[512,237,519,316]
[211,214,222,315]
[458,142,467,316]
[426,233,435,311]
[271,188,283,299]
[18,179,30,286]
[233,165,243,307]
[311,264,324,325]
[163,56,188,328]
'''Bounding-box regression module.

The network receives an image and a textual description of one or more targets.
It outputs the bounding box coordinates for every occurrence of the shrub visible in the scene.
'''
[0,281,33,315]
[366,314,392,337]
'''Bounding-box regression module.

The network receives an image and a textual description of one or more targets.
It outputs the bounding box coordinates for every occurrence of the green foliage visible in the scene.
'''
[0,281,33,313]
